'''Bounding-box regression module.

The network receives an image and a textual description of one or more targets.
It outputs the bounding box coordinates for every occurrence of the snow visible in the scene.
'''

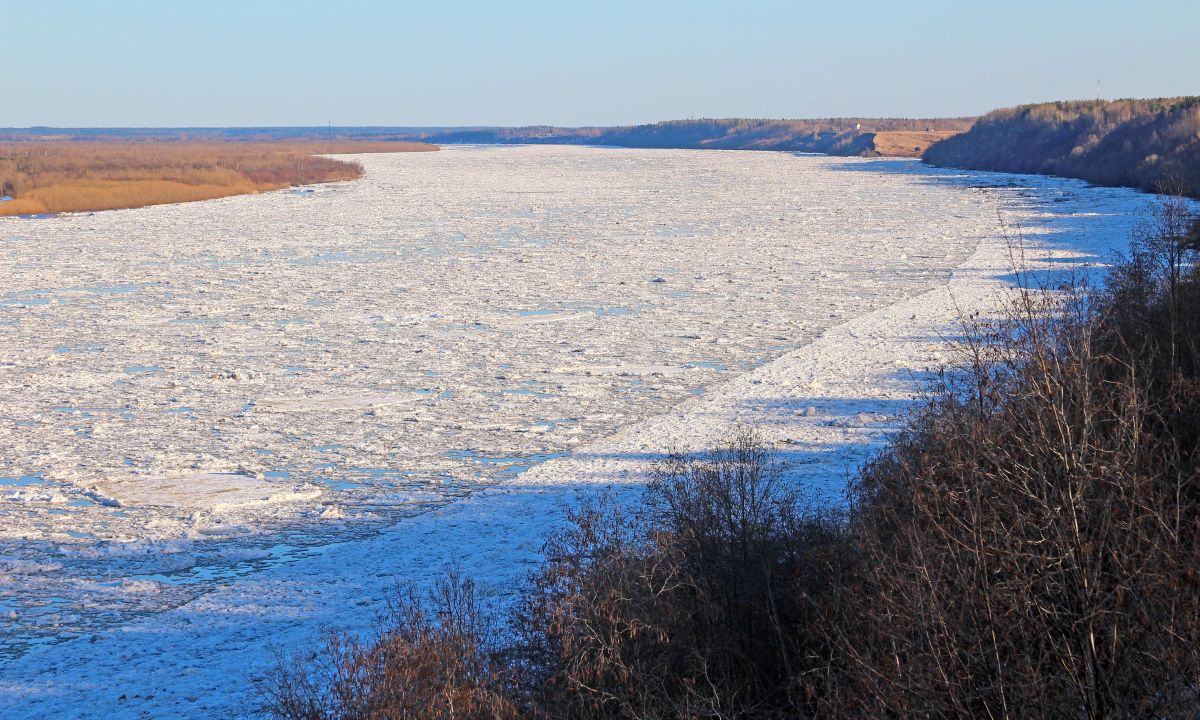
[0,146,1159,717]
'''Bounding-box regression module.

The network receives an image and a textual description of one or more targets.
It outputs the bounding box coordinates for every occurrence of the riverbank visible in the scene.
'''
[922,97,1200,198]
[0,141,436,216]
[5,120,970,163]
[371,118,972,158]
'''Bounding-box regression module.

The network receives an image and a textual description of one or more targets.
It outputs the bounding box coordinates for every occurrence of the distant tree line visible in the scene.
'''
[1,119,975,157]
[385,117,974,155]
[923,97,1200,198]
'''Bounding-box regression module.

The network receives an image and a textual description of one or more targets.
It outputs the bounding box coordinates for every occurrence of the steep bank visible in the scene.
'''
[923,97,1200,197]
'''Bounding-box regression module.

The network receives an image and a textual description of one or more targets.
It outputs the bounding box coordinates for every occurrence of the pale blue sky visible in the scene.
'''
[4,0,1196,127]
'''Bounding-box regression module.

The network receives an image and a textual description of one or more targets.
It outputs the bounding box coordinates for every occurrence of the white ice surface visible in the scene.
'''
[0,147,1159,718]
[88,472,322,511]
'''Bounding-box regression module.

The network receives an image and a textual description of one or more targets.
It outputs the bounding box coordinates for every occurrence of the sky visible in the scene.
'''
[4,0,1197,127]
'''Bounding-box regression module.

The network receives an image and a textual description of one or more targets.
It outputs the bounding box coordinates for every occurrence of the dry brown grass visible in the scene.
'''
[871,130,963,157]
[0,140,435,215]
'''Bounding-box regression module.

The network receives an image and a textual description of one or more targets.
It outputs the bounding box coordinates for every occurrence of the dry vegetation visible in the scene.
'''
[261,194,1200,719]
[824,197,1200,717]
[0,140,435,216]
[870,129,962,157]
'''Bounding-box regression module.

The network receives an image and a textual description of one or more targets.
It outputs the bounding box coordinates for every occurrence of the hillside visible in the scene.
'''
[923,97,1200,197]
[385,118,972,157]
[1,120,971,159]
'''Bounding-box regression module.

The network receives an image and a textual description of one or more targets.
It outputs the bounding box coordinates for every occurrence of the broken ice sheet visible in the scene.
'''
[0,146,1154,662]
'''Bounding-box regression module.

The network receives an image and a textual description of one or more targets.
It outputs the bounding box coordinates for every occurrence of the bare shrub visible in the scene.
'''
[515,429,846,719]
[260,571,520,720]
[819,197,1200,718]
[1106,189,1200,379]
[261,433,845,720]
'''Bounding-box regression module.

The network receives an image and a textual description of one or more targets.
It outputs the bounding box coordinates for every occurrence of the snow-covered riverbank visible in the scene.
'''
[0,147,1153,717]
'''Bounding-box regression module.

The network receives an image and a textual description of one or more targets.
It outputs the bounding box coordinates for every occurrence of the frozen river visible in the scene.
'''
[0,146,1153,716]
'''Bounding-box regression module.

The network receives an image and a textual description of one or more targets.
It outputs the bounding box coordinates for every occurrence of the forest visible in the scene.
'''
[923,97,1200,197]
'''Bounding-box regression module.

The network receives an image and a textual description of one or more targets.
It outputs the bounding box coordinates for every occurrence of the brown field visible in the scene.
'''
[0,140,436,216]
[871,130,963,157]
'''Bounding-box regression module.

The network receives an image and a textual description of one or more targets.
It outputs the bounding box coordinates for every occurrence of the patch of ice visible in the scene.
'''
[255,394,415,413]
[88,472,320,510]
